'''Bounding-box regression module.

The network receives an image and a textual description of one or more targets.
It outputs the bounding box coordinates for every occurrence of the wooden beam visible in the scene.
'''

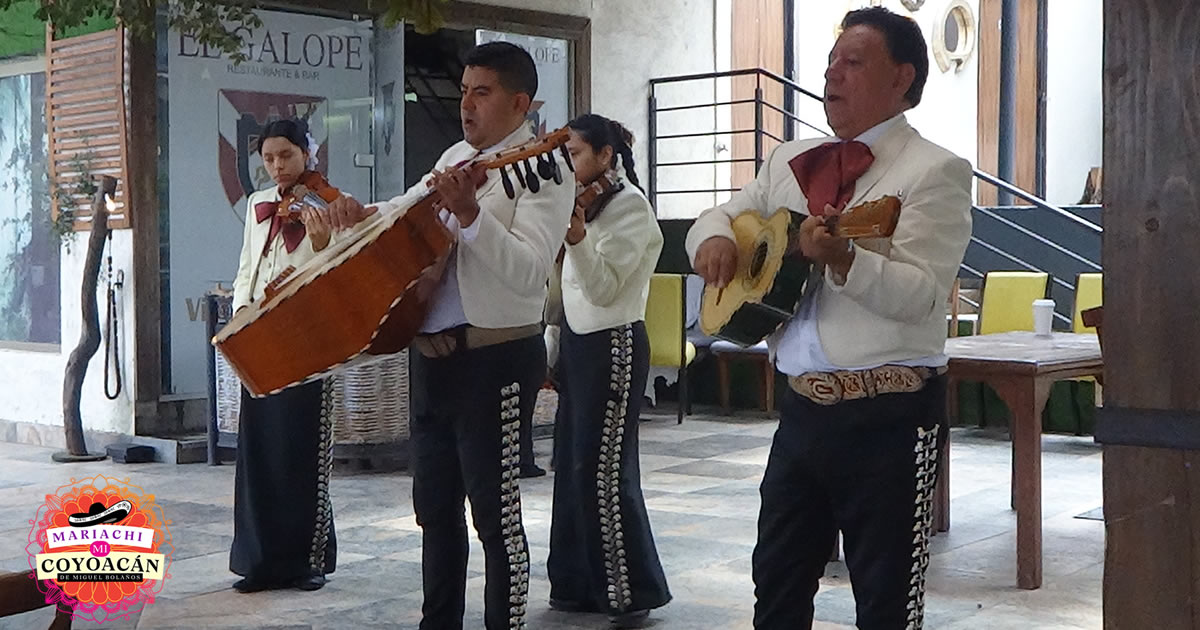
[126,29,163,413]
[976,0,1001,205]
[267,0,594,118]
[1101,0,1200,627]
[1012,0,1039,203]
[575,20,592,117]
[731,0,785,188]
[442,2,592,122]
[443,2,591,41]
[1102,4,1200,411]
[0,570,73,625]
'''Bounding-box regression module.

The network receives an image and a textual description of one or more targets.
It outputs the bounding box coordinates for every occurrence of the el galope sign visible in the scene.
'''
[25,475,173,624]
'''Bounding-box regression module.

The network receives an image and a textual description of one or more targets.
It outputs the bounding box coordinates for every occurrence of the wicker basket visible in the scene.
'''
[213,348,410,444]
[330,352,410,444]
[533,387,558,429]
[214,351,243,434]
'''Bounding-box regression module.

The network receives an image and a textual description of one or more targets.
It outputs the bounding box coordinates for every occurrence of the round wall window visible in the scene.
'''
[933,0,976,73]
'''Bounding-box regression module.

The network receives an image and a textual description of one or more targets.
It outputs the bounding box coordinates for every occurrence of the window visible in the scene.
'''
[933,1,976,73]
[0,67,61,346]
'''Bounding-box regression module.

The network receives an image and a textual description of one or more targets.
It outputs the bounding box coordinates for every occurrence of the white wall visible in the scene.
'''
[1045,0,1102,205]
[0,229,137,437]
[479,0,720,218]
[792,0,980,166]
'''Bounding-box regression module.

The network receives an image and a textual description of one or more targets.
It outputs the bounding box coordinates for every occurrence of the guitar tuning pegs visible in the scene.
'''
[549,153,563,185]
[559,145,575,172]
[522,158,540,193]
[536,152,554,180]
[499,165,516,199]
[512,163,527,190]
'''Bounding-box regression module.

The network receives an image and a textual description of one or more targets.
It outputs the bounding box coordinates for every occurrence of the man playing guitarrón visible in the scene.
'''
[686,8,972,629]
[325,42,573,630]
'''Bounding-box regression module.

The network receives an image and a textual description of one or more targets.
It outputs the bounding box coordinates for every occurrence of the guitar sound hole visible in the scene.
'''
[750,243,768,279]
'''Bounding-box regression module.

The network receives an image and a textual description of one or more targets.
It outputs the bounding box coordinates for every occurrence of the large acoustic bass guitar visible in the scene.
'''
[698,195,901,346]
[213,128,572,397]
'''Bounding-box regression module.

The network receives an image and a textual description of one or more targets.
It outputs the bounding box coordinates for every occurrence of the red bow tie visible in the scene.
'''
[788,140,875,217]
[254,200,306,255]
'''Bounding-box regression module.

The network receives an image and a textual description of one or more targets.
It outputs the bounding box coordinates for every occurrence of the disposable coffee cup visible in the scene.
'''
[1033,299,1055,337]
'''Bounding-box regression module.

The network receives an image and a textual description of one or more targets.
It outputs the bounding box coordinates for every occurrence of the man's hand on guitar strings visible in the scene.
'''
[798,210,855,282]
[324,195,377,231]
[431,168,482,228]
[694,236,738,289]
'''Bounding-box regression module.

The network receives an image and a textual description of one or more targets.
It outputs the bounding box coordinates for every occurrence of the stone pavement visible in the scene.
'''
[0,411,1103,629]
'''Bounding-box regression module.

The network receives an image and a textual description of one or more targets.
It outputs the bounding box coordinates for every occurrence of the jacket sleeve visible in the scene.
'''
[231,197,259,312]
[827,155,973,323]
[459,165,574,296]
[684,144,783,266]
[566,193,663,307]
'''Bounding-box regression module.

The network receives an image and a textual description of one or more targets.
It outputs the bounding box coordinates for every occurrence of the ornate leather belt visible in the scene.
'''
[787,364,946,405]
[412,323,542,359]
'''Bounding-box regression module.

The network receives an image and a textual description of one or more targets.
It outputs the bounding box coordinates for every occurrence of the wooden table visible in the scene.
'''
[941,331,1103,590]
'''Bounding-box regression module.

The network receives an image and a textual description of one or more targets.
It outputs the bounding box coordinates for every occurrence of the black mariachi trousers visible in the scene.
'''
[752,375,947,630]
[231,380,336,582]
[547,321,672,614]
[409,333,546,630]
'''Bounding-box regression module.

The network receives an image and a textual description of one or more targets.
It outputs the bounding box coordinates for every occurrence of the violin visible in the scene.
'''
[277,170,342,221]
[575,169,624,223]
[559,170,624,260]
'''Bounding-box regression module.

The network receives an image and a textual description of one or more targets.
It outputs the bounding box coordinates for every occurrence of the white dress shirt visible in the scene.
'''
[371,122,575,332]
[684,114,973,373]
[775,115,947,376]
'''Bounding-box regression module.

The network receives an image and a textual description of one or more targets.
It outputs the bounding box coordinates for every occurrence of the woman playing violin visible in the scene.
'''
[228,118,339,593]
[547,114,671,627]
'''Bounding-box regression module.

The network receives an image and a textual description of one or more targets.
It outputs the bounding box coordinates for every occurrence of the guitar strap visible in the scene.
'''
[799,261,825,310]
[583,182,624,223]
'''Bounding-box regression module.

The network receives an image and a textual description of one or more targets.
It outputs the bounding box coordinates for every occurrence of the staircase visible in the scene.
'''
[647,68,1101,326]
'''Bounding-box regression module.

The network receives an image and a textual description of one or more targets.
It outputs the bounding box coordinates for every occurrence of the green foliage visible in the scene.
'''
[0,1,49,59]
[0,0,450,63]
[159,1,263,63]
[380,0,450,34]
[50,148,98,253]
[0,0,263,63]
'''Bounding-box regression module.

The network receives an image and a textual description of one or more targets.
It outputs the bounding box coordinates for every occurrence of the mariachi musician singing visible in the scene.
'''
[228,118,340,594]
[687,8,972,629]
[321,42,574,630]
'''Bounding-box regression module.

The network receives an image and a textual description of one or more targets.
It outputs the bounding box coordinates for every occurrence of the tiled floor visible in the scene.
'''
[0,410,1103,629]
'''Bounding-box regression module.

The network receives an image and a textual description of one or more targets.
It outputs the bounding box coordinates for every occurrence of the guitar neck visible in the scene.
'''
[828,218,889,239]
[825,195,902,239]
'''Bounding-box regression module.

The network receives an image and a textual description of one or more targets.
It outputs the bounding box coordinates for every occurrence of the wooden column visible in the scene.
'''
[1011,0,1039,202]
[976,0,1038,205]
[731,0,784,188]
[976,0,1001,205]
[1098,1,1200,628]
[126,28,163,428]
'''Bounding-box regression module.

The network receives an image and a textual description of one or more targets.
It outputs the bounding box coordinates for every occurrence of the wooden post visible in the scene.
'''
[126,24,163,431]
[57,176,117,462]
[0,570,73,626]
[731,0,785,188]
[1097,1,1200,628]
